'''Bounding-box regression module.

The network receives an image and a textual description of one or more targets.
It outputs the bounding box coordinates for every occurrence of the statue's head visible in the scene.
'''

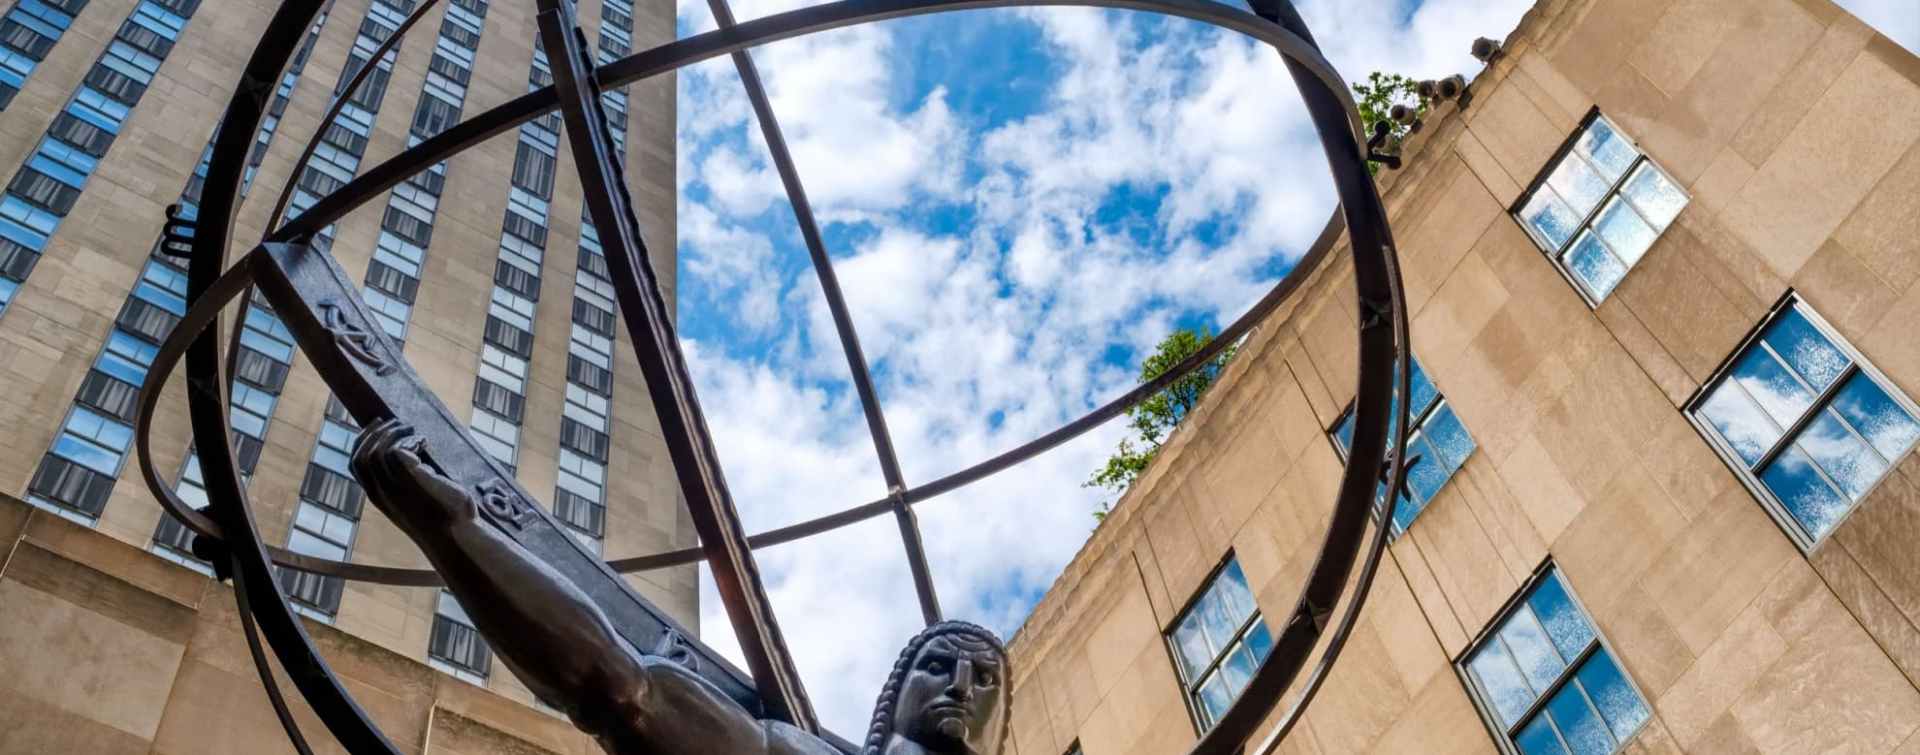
[865,621,1010,755]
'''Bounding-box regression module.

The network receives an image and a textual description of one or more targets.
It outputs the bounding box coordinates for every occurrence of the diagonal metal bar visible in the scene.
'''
[703,0,942,626]
[534,0,818,731]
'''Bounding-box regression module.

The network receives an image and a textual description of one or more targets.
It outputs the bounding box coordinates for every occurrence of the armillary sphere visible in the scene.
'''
[130,0,1415,752]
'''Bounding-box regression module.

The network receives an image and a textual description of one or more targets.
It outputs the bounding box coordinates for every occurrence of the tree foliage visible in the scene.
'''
[1352,72,1426,174]
[1086,327,1238,520]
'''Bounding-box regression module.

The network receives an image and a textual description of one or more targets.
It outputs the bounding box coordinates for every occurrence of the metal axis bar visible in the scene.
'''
[702,0,942,625]
[534,0,818,731]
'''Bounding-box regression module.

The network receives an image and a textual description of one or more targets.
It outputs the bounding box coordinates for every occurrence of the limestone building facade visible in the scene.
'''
[0,0,688,751]
[1005,1,1920,754]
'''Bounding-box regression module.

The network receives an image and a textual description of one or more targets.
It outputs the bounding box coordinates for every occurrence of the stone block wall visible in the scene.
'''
[1006,0,1920,753]
[0,0,689,727]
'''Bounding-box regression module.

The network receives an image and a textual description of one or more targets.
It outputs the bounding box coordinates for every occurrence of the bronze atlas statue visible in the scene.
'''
[132,0,1416,752]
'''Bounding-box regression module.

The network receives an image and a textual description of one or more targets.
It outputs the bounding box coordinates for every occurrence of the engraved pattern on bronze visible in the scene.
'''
[475,477,533,532]
[320,300,396,376]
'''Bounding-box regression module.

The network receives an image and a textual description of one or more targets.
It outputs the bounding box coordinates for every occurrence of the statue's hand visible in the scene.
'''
[351,418,477,528]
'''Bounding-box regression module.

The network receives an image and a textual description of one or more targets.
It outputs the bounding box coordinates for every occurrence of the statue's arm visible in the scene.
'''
[351,420,777,754]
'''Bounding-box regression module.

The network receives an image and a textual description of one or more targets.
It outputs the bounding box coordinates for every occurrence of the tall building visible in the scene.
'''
[0,0,688,751]
[1006,1,1920,754]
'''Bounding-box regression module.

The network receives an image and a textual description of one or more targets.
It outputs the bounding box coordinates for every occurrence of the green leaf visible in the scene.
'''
[1087,327,1238,520]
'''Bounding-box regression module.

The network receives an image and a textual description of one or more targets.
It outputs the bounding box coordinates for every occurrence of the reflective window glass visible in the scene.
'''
[1515,113,1687,304]
[1691,296,1919,546]
[1462,567,1648,755]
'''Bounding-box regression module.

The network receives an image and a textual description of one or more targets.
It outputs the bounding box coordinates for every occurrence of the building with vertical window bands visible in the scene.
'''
[0,0,201,316]
[1004,3,1920,755]
[468,47,558,475]
[158,0,415,611]
[274,0,492,623]
[0,0,685,749]
[0,0,89,110]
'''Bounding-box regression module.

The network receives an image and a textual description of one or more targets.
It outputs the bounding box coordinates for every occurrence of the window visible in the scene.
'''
[1515,113,1686,304]
[1167,558,1272,731]
[1460,565,1648,755]
[1688,294,1919,548]
[429,591,492,683]
[1330,355,1475,537]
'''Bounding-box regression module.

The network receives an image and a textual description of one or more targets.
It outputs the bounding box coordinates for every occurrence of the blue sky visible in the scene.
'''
[667,0,1919,736]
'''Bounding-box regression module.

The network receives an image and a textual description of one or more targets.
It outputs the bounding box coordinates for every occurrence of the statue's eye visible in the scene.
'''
[924,660,947,675]
[977,670,997,687]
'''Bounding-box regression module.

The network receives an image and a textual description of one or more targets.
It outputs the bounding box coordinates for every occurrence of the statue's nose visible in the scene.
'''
[947,658,974,700]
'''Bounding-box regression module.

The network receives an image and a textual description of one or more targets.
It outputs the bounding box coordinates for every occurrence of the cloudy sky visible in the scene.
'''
[663,0,1919,736]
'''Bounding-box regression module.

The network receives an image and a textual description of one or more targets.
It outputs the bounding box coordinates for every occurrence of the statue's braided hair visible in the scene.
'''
[863,621,1010,754]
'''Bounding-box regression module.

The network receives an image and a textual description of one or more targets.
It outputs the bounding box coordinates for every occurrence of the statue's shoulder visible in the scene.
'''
[763,721,853,755]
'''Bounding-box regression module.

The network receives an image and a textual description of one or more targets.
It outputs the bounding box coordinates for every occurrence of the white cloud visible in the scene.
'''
[669,0,1536,737]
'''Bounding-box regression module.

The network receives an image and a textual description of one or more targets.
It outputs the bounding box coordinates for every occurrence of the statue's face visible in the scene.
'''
[890,633,1007,754]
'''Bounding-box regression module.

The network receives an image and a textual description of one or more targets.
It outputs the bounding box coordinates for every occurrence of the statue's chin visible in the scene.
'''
[935,718,969,741]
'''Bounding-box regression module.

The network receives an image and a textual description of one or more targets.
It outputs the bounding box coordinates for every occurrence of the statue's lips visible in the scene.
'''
[924,702,972,719]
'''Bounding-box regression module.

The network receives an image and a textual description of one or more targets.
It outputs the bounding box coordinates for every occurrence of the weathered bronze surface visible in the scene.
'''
[134,0,1412,752]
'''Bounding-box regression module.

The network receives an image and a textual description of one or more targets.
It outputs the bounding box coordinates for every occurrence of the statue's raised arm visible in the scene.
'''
[350,419,1010,755]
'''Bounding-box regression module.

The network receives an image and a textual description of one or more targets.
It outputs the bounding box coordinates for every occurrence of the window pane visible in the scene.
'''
[1198,589,1239,656]
[1522,189,1581,251]
[1573,651,1649,742]
[1468,638,1535,727]
[1219,643,1257,696]
[1216,561,1257,622]
[1796,409,1887,500]
[1198,673,1234,725]
[1406,358,1439,421]
[1593,199,1657,266]
[1544,682,1613,755]
[1576,118,1638,182]
[1244,620,1273,663]
[1527,572,1596,661]
[1422,403,1476,474]
[1761,445,1850,539]
[1831,372,1920,461]
[1546,154,1611,219]
[1516,717,1570,755]
[1332,412,1354,454]
[1699,381,1784,466]
[1730,348,1816,430]
[1499,606,1567,693]
[1389,488,1422,535]
[1761,308,1849,392]
[1565,231,1627,300]
[1403,434,1449,507]
[1622,164,1685,229]
[1173,617,1212,680]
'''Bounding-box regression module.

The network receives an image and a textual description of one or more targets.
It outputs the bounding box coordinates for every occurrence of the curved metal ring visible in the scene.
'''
[149,1,1406,753]
[268,0,1363,244]
[151,0,1370,586]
